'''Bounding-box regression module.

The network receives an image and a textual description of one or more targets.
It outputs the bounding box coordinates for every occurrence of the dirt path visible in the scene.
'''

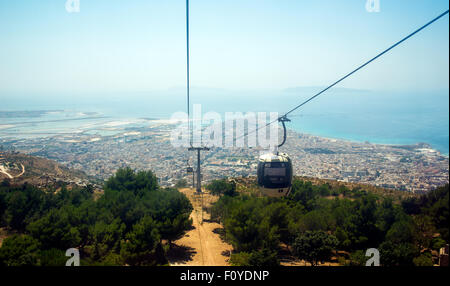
[168,188,233,266]
[17,164,25,177]
[0,165,13,179]
[0,163,25,179]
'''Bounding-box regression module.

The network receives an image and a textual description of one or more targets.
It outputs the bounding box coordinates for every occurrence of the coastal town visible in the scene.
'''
[1,121,448,194]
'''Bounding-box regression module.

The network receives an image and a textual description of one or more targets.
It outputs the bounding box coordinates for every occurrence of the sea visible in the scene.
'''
[0,87,448,155]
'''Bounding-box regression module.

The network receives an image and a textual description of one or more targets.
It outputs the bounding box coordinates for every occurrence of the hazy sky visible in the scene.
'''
[0,0,448,94]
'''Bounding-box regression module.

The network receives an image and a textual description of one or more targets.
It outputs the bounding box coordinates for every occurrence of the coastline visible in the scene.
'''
[1,111,448,193]
[292,129,449,158]
[0,109,448,156]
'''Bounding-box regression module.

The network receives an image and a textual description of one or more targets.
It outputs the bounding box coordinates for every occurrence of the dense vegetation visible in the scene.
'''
[206,179,237,197]
[209,179,449,266]
[0,168,193,266]
[1,171,447,267]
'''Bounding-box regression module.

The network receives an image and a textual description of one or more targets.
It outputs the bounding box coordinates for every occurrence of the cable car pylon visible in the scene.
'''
[189,146,209,193]
[186,0,208,194]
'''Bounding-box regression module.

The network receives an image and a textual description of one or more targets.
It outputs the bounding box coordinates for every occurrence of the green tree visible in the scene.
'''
[86,218,125,260]
[289,180,317,211]
[425,185,449,240]
[207,179,236,197]
[413,215,436,250]
[120,216,162,266]
[230,249,279,266]
[2,184,49,230]
[143,188,193,244]
[385,219,415,244]
[318,184,331,196]
[38,248,67,266]
[295,209,336,233]
[0,190,5,224]
[248,248,279,266]
[353,195,382,248]
[413,252,433,266]
[261,201,290,244]
[157,214,192,246]
[0,167,194,266]
[402,184,449,241]
[348,250,367,266]
[224,198,279,252]
[292,230,338,266]
[0,235,41,266]
[175,179,188,188]
[26,206,82,250]
[1,178,10,188]
[335,227,351,249]
[379,241,418,266]
[431,237,446,250]
[4,191,29,230]
[97,252,124,266]
[230,251,252,266]
[105,167,159,196]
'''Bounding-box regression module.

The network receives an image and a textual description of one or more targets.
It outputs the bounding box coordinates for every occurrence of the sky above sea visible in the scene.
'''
[0,1,448,92]
[0,1,448,154]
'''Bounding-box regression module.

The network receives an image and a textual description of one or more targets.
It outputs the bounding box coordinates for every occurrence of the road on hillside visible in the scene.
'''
[0,163,25,179]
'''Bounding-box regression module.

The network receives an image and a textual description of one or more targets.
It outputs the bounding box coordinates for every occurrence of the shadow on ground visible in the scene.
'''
[166,244,197,264]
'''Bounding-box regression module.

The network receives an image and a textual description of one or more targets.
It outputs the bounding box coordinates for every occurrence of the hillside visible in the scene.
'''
[207,178,449,266]
[0,160,447,266]
[0,150,426,202]
[0,151,97,189]
[231,176,420,202]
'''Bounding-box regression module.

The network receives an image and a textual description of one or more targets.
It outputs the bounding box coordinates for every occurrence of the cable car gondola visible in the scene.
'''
[257,116,293,197]
[257,152,293,197]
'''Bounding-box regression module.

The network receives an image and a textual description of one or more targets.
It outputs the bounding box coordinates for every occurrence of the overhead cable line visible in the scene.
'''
[237,9,449,141]
[186,0,209,195]
[186,0,193,147]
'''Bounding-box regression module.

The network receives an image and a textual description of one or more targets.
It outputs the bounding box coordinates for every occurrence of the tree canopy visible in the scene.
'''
[0,167,193,266]
[210,179,449,266]
[292,230,338,266]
